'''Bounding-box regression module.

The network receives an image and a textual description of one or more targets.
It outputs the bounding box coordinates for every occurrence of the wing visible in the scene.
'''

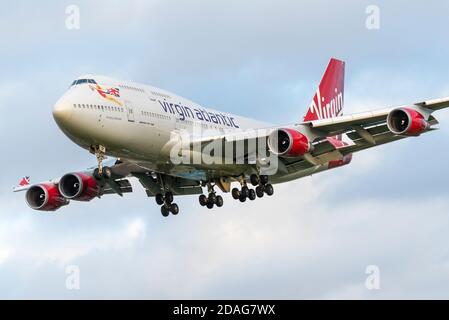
[13,158,134,196]
[303,97,449,156]
[180,96,449,174]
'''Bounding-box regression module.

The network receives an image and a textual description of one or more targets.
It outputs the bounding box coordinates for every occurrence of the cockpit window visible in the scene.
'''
[71,79,97,87]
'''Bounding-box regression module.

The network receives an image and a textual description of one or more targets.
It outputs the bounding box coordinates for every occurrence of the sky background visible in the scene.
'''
[1,0,449,299]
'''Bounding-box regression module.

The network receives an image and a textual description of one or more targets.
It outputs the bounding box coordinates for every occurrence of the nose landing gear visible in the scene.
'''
[91,145,112,180]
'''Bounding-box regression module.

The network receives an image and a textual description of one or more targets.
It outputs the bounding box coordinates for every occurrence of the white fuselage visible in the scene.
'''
[53,75,343,183]
[53,75,275,179]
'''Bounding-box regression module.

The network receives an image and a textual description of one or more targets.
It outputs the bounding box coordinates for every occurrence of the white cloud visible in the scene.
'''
[0,249,12,265]
[3,172,449,299]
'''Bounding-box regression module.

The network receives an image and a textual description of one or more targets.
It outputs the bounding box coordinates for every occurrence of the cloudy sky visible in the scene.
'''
[1,0,449,299]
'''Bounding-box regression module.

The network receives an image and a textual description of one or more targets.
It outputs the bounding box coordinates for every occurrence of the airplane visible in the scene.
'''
[14,58,449,217]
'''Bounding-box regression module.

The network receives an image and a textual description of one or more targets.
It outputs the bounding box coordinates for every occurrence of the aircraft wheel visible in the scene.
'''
[161,205,170,217]
[256,185,264,198]
[248,189,256,200]
[206,201,214,209]
[260,175,269,185]
[102,167,112,180]
[170,203,179,215]
[241,186,249,198]
[216,195,224,207]
[164,192,174,204]
[239,194,247,202]
[265,183,274,196]
[208,193,217,204]
[93,167,111,180]
[199,194,208,206]
[232,188,240,200]
[93,168,102,180]
[250,174,259,186]
[155,193,164,205]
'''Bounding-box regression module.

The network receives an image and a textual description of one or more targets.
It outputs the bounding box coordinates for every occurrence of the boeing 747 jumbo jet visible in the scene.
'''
[14,58,449,217]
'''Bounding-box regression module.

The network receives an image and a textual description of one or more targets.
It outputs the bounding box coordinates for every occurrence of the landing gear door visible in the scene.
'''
[124,100,135,122]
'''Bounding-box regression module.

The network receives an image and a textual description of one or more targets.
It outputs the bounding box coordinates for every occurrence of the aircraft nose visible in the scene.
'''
[52,100,73,126]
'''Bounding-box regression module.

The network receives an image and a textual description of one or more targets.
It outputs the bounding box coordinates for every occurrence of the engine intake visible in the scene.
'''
[268,128,312,157]
[59,172,100,201]
[387,108,429,136]
[25,183,69,211]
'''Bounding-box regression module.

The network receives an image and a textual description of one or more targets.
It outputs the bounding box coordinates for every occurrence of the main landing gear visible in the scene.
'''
[155,191,179,217]
[231,174,274,202]
[199,183,224,210]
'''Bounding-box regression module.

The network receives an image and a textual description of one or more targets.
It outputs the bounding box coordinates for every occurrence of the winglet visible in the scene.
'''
[19,176,30,187]
[13,177,31,192]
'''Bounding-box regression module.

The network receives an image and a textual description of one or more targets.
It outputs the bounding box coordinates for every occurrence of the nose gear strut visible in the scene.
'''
[91,145,112,180]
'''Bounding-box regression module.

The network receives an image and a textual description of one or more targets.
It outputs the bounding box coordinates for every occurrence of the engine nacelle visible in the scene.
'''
[59,172,100,201]
[387,108,429,136]
[25,183,69,211]
[268,128,312,157]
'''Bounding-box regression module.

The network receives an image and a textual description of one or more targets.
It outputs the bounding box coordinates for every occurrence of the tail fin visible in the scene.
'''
[303,58,345,123]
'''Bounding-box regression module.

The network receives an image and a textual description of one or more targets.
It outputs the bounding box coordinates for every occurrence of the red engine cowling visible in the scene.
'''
[387,108,429,136]
[58,172,100,202]
[268,128,312,157]
[25,183,69,211]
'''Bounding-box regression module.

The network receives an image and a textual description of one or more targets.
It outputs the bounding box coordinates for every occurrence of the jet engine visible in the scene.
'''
[58,172,101,201]
[386,108,429,136]
[268,128,312,157]
[25,183,69,211]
